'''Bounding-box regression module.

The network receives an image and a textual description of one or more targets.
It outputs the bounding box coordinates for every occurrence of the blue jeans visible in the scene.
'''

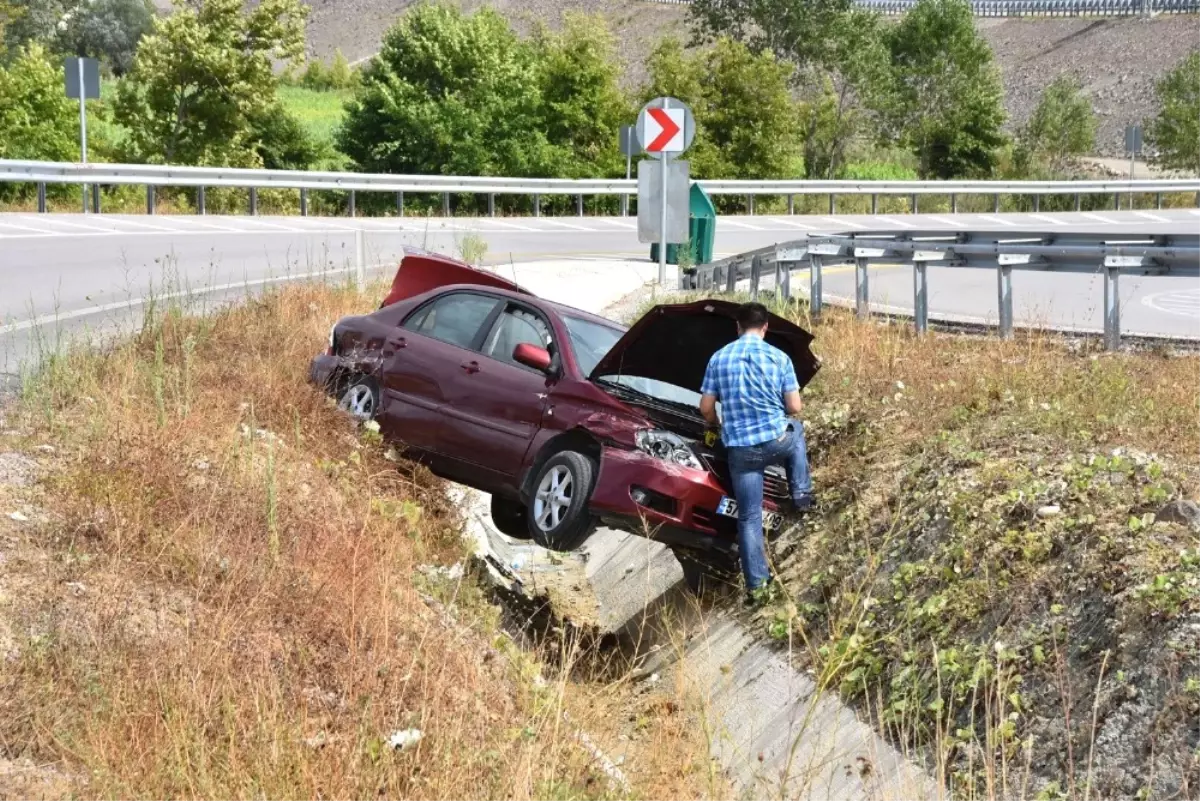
[726,424,812,591]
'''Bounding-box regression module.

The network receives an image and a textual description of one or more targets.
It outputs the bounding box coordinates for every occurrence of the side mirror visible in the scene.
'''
[513,343,552,372]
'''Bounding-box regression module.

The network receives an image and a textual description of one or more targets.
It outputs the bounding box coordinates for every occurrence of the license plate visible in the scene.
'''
[716,496,783,530]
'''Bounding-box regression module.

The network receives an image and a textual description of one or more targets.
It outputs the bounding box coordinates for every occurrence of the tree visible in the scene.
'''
[685,0,888,179]
[1148,51,1199,175]
[0,44,78,198]
[534,14,632,178]
[642,36,803,188]
[1022,76,1096,171]
[338,3,555,178]
[114,0,307,166]
[883,0,1006,179]
[2,0,152,74]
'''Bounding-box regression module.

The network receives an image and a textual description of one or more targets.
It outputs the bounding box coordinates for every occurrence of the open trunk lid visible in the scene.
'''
[380,247,532,308]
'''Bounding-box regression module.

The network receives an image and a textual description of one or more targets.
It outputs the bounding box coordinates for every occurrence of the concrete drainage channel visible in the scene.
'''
[458,488,933,799]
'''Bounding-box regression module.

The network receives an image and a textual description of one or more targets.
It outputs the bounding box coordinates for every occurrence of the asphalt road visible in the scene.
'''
[1,208,1198,379]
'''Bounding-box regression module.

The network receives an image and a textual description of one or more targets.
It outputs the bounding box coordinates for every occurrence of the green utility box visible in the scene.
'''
[650,182,717,266]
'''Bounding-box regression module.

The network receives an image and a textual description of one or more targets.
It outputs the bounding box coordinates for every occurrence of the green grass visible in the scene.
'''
[277,85,352,151]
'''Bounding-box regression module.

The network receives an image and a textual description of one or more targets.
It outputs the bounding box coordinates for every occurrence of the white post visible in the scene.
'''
[78,58,88,214]
[658,98,669,286]
[624,152,631,217]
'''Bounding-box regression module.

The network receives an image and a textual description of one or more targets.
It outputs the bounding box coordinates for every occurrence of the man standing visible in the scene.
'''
[698,302,813,603]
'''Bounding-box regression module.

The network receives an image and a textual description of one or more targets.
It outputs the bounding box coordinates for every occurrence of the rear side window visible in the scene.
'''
[404,293,499,349]
[483,305,553,369]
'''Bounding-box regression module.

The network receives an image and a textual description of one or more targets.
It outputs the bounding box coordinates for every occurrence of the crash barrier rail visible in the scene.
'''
[643,0,1200,13]
[2,159,1199,218]
[686,229,1200,350]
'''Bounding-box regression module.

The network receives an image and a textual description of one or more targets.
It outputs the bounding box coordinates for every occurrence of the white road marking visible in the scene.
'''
[975,215,1018,227]
[19,215,116,234]
[1081,212,1119,224]
[928,215,967,228]
[821,217,867,229]
[1133,211,1171,223]
[767,218,819,230]
[171,217,259,233]
[1188,209,1200,216]
[474,219,540,232]
[536,219,596,232]
[590,218,637,229]
[226,217,310,233]
[720,219,766,230]
[99,216,192,233]
[876,216,916,228]
[0,220,58,236]
[1143,288,1200,320]
[1029,214,1067,226]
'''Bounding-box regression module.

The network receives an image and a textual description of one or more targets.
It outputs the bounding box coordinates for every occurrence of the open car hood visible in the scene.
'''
[588,299,820,393]
[380,247,532,308]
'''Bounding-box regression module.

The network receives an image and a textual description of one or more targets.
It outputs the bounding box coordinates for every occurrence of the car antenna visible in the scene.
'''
[508,254,518,285]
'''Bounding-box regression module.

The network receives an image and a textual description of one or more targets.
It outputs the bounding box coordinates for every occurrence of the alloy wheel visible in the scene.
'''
[533,465,573,532]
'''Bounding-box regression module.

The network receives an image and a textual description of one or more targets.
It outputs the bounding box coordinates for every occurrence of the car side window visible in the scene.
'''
[403,293,500,350]
[483,305,552,369]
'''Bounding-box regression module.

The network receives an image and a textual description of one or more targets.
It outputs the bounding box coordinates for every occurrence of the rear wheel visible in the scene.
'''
[337,376,379,421]
[490,495,531,539]
[526,451,596,551]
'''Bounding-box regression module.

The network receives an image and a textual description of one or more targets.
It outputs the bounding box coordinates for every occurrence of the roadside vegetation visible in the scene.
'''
[1,0,1197,214]
[0,283,718,799]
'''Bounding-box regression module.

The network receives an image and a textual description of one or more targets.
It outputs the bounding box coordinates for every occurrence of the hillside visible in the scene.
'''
[291,0,1198,158]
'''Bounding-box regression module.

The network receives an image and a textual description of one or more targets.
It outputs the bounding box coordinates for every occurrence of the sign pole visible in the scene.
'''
[78,57,88,214]
[624,152,631,217]
[658,98,669,286]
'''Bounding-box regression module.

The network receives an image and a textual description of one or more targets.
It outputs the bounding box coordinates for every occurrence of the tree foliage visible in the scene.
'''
[1148,51,1199,175]
[643,36,802,183]
[1022,76,1096,171]
[3,0,153,75]
[0,44,79,199]
[338,3,629,181]
[882,0,1006,178]
[114,0,308,166]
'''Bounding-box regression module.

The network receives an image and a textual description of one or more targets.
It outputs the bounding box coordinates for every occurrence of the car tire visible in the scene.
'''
[337,375,380,421]
[490,495,531,539]
[526,451,596,551]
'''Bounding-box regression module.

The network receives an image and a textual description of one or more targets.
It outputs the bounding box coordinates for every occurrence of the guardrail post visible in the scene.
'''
[576,194,583,217]
[913,260,929,336]
[950,193,957,213]
[442,192,450,217]
[146,185,155,215]
[91,184,100,214]
[910,194,918,214]
[348,190,356,218]
[395,191,403,217]
[620,192,628,217]
[1074,193,1081,212]
[711,264,724,292]
[197,186,206,215]
[534,194,540,217]
[994,194,1000,213]
[748,194,755,215]
[1156,192,1163,210]
[1113,192,1120,211]
[1033,194,1040,212]
[249,187,258,216]
[776,259,793,300]
[788,194,794,215]
[855,256,870,318]
[997,262,1013,340]
[299,188,307,217]
[725,259,738,294]
[871,194,878,215]
[749,255,762,300]
[37,183,46,213]
[829,194,836,215]
[810,255,823,319]
[488,193,495,217]
[1104,263,1121,351]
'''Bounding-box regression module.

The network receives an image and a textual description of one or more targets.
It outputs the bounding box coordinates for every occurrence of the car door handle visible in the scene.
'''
[386,336,407,349]
[460,361,480,374]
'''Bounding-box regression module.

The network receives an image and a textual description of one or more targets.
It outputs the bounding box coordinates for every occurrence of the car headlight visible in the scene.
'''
[635,429,703,470]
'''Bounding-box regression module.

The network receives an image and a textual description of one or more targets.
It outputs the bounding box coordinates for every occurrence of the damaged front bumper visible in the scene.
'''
[588,446,780,555]
[308,353,339,392]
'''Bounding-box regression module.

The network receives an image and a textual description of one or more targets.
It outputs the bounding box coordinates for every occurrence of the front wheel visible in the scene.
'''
[526,451,596,551]
[490,495,531,539]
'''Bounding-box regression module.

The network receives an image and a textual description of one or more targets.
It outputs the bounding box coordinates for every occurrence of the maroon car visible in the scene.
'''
[310,249,820,553]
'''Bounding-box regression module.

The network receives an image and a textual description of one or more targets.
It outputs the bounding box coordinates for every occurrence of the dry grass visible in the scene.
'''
[0,283,716,799]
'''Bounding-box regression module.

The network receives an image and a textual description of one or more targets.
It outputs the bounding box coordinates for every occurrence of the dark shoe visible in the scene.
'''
[791,493,815,513]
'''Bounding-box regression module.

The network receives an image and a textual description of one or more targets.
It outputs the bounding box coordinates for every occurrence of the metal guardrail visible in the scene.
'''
[687,229,1200,349]
[643,0,1200,13]
[2,160,1199,217]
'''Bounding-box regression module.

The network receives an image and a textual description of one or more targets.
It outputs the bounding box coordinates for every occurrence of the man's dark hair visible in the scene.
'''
[736,302,770,331]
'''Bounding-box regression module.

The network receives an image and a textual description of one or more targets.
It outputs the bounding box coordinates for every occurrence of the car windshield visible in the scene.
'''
[561,314,624,376]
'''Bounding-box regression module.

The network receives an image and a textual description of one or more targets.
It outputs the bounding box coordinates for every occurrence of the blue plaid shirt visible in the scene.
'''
[700,334,799,448]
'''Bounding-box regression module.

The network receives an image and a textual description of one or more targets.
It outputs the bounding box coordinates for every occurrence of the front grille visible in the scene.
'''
[700,453,790,503]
